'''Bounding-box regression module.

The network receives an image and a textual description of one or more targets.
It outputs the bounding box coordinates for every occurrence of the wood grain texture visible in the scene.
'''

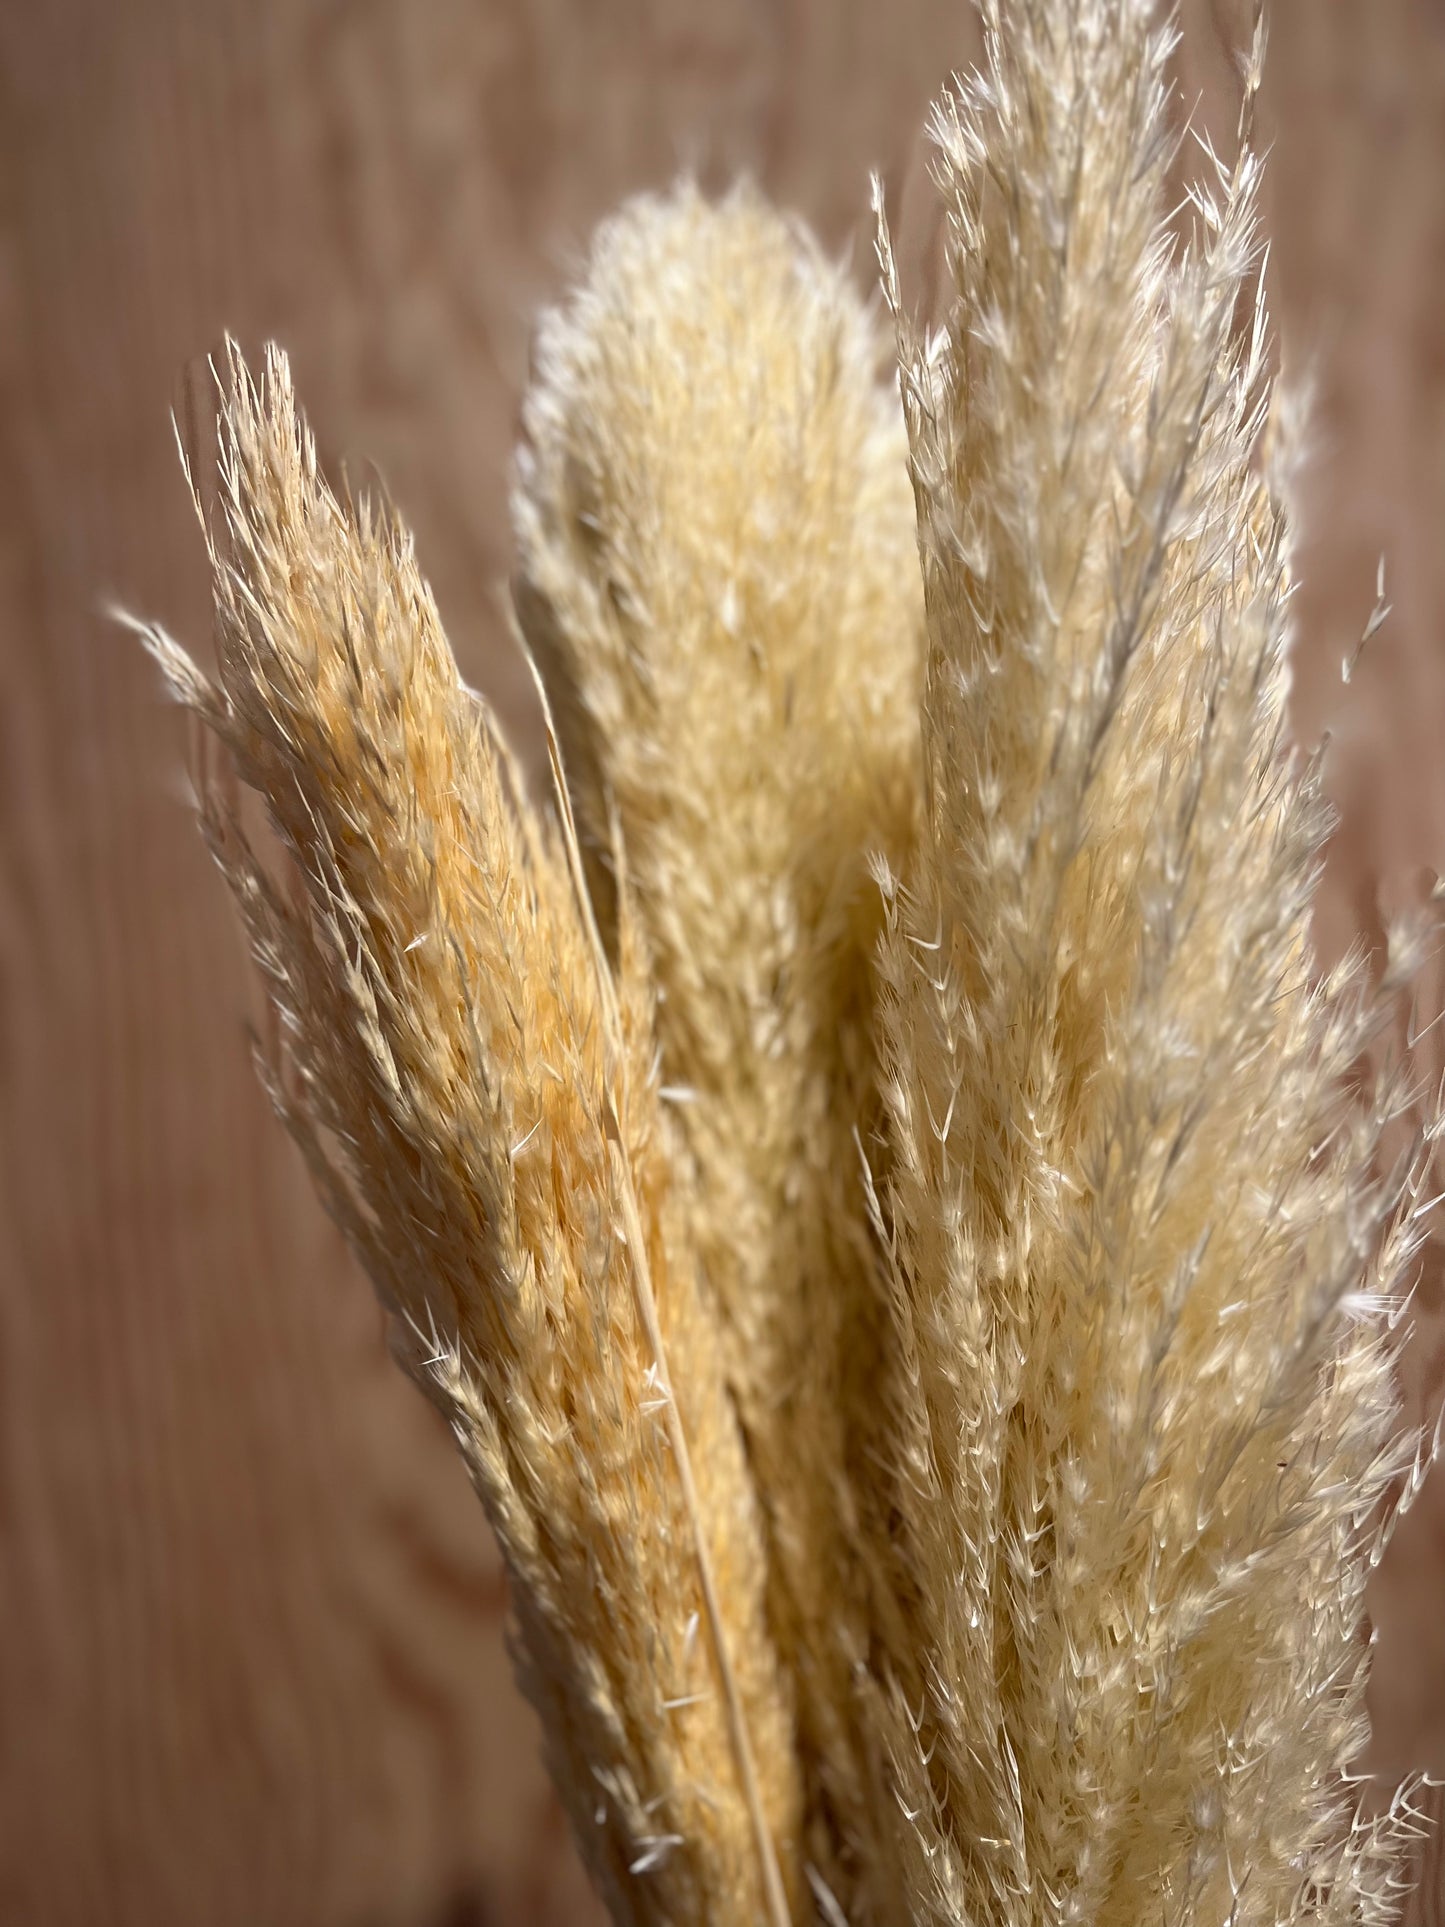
[1,3,1443,1922]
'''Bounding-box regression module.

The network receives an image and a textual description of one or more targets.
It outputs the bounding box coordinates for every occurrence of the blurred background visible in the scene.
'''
[3,1,1444,1921]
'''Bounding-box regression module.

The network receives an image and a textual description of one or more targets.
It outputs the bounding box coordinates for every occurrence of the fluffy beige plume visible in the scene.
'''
[132,346,803,1927]
[512,183,923,1915]
[870,4,1432,1925]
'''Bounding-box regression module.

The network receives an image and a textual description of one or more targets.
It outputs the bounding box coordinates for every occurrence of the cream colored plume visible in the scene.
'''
[870,3,1432,1924]
[513,181,924,1917]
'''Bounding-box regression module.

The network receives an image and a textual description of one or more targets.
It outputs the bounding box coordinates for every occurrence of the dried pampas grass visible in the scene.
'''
[134,2,1440,1924]
[513,179,923,1908]
[133,349,801,1927]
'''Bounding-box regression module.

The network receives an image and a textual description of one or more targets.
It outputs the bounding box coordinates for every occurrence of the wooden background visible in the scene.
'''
[3,2,1444,1922]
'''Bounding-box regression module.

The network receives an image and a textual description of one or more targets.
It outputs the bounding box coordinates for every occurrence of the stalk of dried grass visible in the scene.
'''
[868,3,1434,1923]
[131,344,803,1927]
[512,180,923,1919]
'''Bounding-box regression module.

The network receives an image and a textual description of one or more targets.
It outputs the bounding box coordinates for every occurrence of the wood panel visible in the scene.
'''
[1,2,1442,1921]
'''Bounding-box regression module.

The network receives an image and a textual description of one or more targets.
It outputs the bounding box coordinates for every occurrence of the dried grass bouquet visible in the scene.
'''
[134,1,1443,1922]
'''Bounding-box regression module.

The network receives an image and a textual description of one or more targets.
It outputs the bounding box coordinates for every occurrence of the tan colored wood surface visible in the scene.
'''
[2,2,1443,1921]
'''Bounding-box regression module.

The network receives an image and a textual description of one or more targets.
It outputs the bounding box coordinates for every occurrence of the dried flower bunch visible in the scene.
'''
[136,1,1442,1922]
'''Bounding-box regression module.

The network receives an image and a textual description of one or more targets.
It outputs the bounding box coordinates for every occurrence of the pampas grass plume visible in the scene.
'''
[133,346,802,1927]
[514,179,924,1916]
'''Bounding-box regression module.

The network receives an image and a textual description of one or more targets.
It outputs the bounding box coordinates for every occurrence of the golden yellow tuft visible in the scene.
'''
[135,345,803,1927]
